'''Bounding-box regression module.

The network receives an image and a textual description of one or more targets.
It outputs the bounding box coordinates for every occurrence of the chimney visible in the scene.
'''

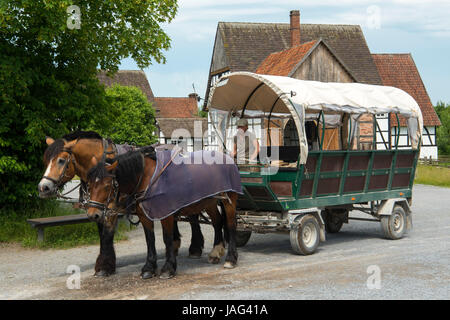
[290,10,300,47]
[189,93,199,102]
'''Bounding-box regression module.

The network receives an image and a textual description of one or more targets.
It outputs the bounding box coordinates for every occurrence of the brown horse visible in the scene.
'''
[38,131,206,277]
[86,146,240,278]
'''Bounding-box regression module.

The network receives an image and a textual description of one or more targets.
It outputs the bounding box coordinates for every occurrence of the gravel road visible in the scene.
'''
[0,184,449,300]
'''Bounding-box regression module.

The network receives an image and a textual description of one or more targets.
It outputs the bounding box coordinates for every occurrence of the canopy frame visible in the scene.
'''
[207,72,423,164]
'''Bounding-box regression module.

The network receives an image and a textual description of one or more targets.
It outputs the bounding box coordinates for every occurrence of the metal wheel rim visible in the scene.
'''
[392,213,404,232]
[302,223,317,248]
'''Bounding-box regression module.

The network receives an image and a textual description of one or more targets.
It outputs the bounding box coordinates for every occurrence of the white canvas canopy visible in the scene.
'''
[207,72,423,164]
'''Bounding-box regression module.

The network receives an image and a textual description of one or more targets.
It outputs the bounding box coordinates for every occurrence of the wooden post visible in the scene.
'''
[37,227,44,242]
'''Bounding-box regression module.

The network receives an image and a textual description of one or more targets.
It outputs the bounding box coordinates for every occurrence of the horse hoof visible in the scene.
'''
[94,270,112,277]
[188,253,202,259]
[159,271,175,279]
[223,261,236,269]
[141,271,156,280]
[208,256,221,264]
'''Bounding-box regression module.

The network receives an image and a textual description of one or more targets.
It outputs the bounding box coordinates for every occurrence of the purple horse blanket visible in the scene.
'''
[115,143,136,155]
[139,149,243,221]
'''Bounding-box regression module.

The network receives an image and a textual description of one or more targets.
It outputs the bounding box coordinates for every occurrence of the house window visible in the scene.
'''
[206,112,220,151]
[391,126,436,148]
[210,69,230,88]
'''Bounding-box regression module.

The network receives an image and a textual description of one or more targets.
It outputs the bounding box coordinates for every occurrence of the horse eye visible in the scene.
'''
[58,158,66,165]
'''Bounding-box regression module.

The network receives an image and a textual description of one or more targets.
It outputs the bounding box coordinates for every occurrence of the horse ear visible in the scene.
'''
[105,161,118,172]
[90,156,98,166]
[64,139,77,150]
[46,137,55,145]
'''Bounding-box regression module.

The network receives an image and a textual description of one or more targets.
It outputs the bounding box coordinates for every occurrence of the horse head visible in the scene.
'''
[86,156,119,225]
[38,137,78,198]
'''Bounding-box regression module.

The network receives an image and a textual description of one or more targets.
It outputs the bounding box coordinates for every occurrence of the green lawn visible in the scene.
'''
[0,200,132,249]
[414,164,450,188]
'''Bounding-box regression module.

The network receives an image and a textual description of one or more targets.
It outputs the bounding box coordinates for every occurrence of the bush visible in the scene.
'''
[0,0,177,210]
[435,101,450,155]
[93,84,158,146]
[0,41,111,209]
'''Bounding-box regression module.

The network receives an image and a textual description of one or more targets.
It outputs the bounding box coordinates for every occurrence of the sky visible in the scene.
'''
[120,0,450,105]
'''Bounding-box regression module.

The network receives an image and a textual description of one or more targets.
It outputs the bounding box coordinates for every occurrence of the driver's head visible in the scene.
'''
[236,118,248,132]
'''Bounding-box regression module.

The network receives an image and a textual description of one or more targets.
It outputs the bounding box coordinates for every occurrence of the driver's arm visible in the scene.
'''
[230,141,237,159]
[250,138,259,161]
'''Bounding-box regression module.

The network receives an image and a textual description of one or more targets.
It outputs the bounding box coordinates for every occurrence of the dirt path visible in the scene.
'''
[1,184,449,300]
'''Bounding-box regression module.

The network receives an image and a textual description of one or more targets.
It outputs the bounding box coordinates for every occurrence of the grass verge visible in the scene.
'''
[414,164,450,188]
[0,200,133,249]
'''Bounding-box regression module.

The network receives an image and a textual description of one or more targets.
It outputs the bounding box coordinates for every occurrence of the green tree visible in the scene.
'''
[0,0,178,209]
[95,84,158,146]
[434,101,450,155]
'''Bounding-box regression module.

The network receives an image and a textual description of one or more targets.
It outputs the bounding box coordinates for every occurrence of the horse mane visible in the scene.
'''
[87,146,156,191]
[43,130,103,164]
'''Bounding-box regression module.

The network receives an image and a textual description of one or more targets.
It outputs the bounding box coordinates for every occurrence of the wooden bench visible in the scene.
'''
[27,213,125,242]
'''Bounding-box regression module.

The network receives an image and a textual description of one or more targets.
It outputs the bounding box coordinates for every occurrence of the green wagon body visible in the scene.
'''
[238,148,418,212]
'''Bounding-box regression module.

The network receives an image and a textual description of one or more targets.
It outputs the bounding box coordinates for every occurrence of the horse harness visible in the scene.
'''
[85,147,180,224]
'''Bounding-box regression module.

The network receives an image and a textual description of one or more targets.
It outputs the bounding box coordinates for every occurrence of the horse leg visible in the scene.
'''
[141,222,158,279]
[160,216,177,279]
[207,208,226,264]
[94,221,117,277]
[188,215,204,259]
[134,208,159,279]
[173,220,182,256]
[222,192,239,269]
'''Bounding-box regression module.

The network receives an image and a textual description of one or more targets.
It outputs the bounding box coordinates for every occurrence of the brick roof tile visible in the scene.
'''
[256,40,317,76]
[154,97,199,118]
[372,54,441,127]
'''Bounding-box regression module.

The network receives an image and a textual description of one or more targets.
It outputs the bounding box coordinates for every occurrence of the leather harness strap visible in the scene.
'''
[139,147,181,201]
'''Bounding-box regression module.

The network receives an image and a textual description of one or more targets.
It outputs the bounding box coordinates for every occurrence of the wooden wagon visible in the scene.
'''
[207,72,423,254]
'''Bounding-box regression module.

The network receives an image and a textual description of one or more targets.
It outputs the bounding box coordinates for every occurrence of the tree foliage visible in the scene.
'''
[94,84,158,146]
[0,0,178,209]
[434,101,450,155]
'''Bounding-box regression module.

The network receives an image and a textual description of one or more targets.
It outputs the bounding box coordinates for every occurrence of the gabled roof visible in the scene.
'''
[255,39,357,81]
[154,97,199,118]
[97,70,155,103]
[256,40,317,76]
[216,22,382,85]
[372,54,441,127]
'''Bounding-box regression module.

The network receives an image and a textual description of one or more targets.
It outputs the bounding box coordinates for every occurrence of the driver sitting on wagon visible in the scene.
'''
[230,118,260,164]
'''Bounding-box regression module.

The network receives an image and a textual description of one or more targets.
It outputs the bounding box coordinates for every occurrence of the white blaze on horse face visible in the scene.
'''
[43,158,54,177]
[38,157,57,194]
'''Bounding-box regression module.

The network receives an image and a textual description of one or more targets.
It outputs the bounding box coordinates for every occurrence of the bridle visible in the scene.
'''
[85,151,145,223]
[42,147,76,190]
[85,173,120,220]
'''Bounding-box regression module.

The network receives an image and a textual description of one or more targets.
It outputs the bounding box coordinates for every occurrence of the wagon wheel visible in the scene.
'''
[290,214,320,255]
[322,209,346,233]
[380,205,407,240]
[235,230,252,247]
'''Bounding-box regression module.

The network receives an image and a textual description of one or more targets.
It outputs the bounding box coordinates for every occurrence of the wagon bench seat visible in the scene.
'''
[27,213,124,242]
